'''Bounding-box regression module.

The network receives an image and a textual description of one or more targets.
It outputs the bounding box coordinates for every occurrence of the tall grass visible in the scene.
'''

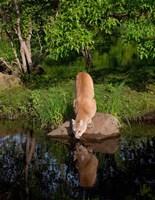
[0,82,74,126]
[95,82,155,122]
[0,87,31,119]
[0,81,155,128]
[30,83,74,127]
[95,82,125,117]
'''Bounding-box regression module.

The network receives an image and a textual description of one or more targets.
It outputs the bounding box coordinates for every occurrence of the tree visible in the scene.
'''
[0,0,155,73]
[45,0,155,66]
[0,0,59,74]
[120,0,155,59]
[45,0,119,67]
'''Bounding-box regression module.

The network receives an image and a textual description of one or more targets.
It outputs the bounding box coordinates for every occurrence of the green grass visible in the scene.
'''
[30,82,74,127]
[0,81,155,128]
[0,86,32,119]
[95,82,155,124]
[0,82,74,127]
[95,82,125,117]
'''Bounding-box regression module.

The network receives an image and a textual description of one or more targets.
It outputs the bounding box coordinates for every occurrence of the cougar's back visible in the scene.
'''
[75,72,94,99]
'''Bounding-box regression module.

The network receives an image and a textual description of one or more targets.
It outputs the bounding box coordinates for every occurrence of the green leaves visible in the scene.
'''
[0,40,14,63]
[122,18,155,59]
[45,0,120,60]
[119,0,155,59]
[45,16,94,59]
[1,0,155,66]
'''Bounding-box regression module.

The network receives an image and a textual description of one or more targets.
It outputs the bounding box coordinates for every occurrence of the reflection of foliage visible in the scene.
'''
[0,123,155,199]
[96,134,155,199]
[0,130,67,199]
[140,184,153,199]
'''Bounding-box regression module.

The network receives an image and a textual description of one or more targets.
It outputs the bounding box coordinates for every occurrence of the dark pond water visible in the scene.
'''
[0,120,155,200]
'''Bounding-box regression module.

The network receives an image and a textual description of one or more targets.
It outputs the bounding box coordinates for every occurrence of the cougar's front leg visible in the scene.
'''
[87,118,94,129]
[73,99,77,114]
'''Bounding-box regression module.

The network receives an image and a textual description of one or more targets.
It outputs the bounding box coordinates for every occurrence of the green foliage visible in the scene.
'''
[23,63,85,89]
[108,41,136,68]
[0,0,155,73]
[43,58,85,83]
[95,82,155,121]
[1,0,155,73]
[90,40,136,72]
[0,81,155,128]
[0,0,58,71]
[122,19,155,59]
[0,87,32,119]
[0,40,14,63]
[30,83,74,126]
[44,0,155,62]
[45,0,119,59]
[120,0,155,59]
[95,83,125,118]
[0,82,74,126]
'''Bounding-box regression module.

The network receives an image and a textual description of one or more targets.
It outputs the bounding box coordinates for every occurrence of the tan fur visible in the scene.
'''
[74,144,98,187]
[72,72,96,139]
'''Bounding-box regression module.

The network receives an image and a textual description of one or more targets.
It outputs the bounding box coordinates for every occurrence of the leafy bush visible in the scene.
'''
[0,40,14,63]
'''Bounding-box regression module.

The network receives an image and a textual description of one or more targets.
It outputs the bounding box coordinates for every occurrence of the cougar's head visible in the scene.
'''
[72,119,87,139]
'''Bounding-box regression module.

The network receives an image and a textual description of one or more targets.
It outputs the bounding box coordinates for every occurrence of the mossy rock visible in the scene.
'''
[0,72,21,90]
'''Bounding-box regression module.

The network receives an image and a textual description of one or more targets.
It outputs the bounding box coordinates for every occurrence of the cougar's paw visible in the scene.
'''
[87,122,94,129]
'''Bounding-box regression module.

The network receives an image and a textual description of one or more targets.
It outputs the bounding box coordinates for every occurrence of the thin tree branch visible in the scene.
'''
[14,0,22,42]
[5,30,22,71]
[0,57,12,69]
[14,0,32,72]
[25,21,32,57]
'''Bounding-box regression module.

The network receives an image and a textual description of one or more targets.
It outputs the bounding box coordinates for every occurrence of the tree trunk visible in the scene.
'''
[0,5,22,72]
[14,0,32,73]
[1,1,46,75]
[81,48,93,68]
[23,41,33,73]
[20,42,28,73]
[25,21,33,72]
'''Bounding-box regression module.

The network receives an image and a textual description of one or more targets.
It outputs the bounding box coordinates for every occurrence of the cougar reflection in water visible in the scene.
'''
[74,143,98,187]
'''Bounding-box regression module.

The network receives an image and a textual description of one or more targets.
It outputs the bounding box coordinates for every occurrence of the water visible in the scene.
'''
[0,120,155,200]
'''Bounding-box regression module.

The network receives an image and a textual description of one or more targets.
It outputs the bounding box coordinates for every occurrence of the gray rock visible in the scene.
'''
[48,112,121,139]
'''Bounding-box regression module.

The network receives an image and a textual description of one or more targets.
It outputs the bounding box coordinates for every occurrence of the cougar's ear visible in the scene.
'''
[71,119,75,125]
[79,120,83,126]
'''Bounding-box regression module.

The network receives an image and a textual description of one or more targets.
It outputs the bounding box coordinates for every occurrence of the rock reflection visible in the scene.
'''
[81,135,120,154]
